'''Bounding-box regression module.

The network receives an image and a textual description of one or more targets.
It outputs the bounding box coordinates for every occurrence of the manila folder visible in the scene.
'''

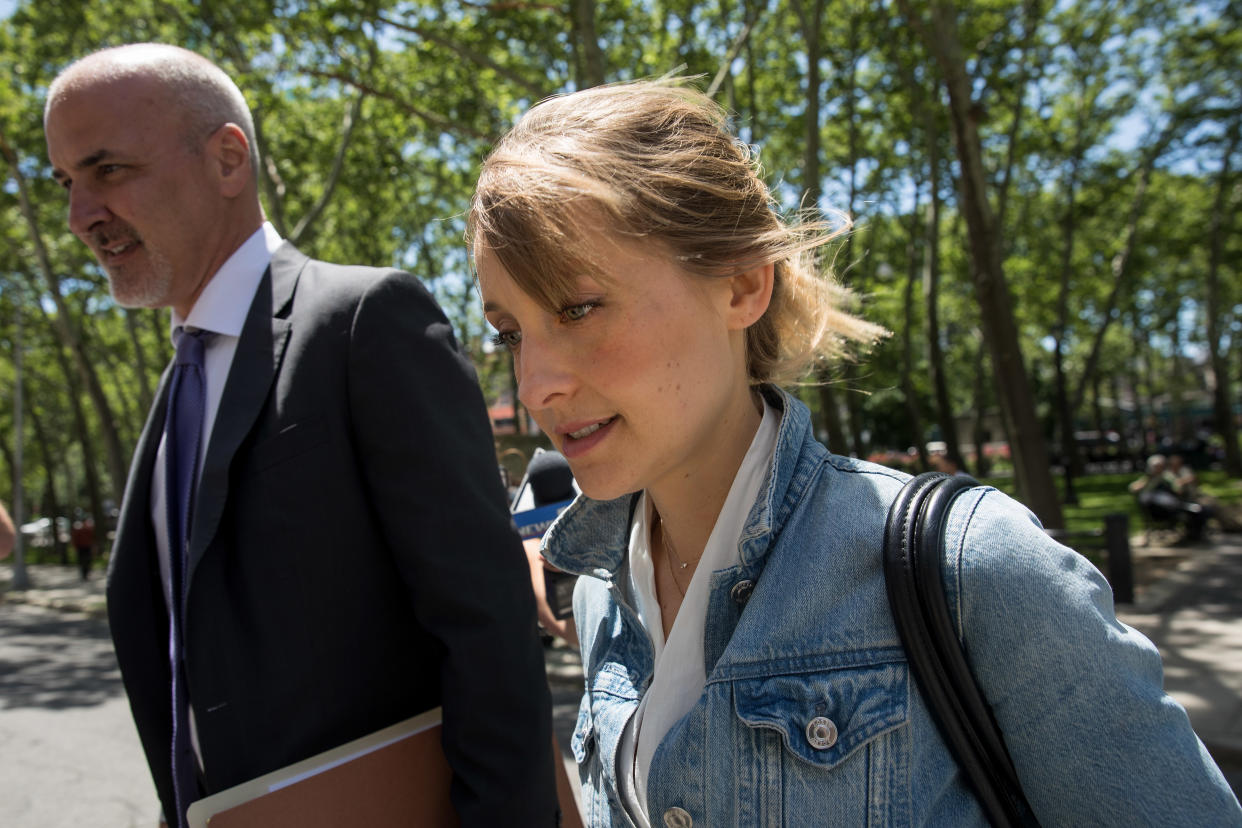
[186,706,456,827]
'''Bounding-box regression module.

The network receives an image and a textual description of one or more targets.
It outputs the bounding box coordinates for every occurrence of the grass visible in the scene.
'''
[983,470,1242,535]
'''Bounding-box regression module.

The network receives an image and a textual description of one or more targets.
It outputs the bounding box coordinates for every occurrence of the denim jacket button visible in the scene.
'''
[662,806,693,827]
[806,715,838,749]
[730,579,755,606]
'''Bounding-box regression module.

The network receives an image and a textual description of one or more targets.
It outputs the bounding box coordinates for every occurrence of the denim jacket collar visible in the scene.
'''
[541,385,828,580]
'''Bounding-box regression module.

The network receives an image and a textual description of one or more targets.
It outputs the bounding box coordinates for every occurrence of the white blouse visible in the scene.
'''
[618,399,780,826]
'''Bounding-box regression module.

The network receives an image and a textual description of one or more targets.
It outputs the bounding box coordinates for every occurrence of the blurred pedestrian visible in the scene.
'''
[71,516,96,580]
[930,452,970,477]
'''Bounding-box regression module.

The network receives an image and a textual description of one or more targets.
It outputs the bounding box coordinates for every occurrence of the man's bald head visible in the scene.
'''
[47,43,260,177]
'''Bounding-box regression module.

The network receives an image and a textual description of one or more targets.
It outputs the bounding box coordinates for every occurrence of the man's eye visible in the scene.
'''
[98,164,123,176]
[560,302,598,322]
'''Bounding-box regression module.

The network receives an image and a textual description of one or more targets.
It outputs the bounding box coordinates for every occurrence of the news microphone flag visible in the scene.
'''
[512,498,575,540]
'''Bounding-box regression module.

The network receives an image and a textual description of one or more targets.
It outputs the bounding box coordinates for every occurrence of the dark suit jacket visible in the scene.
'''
[107,243,556,825]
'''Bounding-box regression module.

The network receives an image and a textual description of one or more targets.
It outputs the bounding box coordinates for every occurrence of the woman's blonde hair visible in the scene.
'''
[468,79,886,386]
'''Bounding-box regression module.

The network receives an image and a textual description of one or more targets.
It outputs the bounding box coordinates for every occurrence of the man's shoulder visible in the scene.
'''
[274,246,436,313]
[290,251,410,290]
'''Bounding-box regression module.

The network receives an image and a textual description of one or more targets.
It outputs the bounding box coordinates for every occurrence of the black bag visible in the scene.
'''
[883,471,1038,827]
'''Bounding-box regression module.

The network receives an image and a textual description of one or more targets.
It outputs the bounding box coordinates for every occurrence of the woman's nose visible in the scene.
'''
[515,332,577,413]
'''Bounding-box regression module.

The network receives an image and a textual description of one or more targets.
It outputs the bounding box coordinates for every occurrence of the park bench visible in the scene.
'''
[1134,489,1206,545]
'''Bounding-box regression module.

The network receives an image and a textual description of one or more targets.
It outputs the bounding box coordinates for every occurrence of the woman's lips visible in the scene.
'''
[559,416,617,459]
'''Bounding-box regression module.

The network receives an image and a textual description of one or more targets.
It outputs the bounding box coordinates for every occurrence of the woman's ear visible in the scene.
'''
[725,263,775,330]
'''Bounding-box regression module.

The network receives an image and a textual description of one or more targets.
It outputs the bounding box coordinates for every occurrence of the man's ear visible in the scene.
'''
[207,123,252,198]
[724,262,775,330]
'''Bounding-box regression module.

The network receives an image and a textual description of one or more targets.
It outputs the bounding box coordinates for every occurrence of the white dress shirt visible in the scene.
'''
[619,398,780,826]
[147,222,283,767]
[150,221,284,609]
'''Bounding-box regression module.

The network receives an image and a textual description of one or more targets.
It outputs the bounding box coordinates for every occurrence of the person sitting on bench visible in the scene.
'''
[1129,454,1207,541]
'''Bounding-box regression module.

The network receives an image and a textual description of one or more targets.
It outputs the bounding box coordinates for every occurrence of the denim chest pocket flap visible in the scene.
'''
[574,662,644,764]
[572,692,594,764]
[733,661,908,768]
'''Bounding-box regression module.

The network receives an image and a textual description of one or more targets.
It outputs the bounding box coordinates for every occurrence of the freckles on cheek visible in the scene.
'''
[588,337,634,378]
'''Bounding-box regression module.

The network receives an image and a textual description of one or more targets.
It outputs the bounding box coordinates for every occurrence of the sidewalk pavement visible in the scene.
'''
[1115,534,1242,793]
[0,562,107,618]
[5,534,1241,797]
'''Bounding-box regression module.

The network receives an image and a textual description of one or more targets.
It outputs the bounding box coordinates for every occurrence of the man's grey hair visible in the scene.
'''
[46,43,260,176]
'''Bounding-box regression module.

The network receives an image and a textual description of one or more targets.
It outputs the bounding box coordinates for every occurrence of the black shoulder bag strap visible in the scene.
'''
[883,471,1038,828]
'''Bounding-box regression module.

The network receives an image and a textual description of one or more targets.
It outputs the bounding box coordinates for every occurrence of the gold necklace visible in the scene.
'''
[656,516,690,598]
[660,516,689,569]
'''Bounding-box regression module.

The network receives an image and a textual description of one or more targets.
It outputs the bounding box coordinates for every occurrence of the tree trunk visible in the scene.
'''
[1053,122,1085,504]
[571,0,606,87]
[39,311,107,548]
[895,16,967,473]
[26,399,69,564]
[1169,315,1188,441]
[900,0,1063,527]
[901,212,929,471]
[793,0,850,454]
[2,134,128,505]
[971,340,992,476]
[995,0,1042,237]
[124,308,155,414]
[841,13,867,460]
[923,190,969,474]
[1137,313,1159,451]
[1204,123,1242,475]
[1071,123,1173,417]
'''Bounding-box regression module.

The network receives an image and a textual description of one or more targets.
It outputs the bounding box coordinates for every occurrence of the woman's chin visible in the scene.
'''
[572,475,641,503]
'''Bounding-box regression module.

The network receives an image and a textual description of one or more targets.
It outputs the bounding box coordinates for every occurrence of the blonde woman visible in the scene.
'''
[470,81,1239,826]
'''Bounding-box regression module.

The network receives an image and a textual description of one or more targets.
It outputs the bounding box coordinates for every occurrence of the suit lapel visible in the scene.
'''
[187,243,306,579]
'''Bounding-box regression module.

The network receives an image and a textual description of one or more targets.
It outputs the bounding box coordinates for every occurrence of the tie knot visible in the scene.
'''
[174,328,210,367]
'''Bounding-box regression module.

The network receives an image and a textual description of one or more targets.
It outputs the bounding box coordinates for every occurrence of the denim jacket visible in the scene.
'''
[541,388,1241,827]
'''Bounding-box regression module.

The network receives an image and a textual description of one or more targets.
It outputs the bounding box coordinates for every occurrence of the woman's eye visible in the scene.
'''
[489,330,522,350]
[560,302,598,322]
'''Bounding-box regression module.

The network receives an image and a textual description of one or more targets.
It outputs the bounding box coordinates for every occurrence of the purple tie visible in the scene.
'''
[165,327,208,827]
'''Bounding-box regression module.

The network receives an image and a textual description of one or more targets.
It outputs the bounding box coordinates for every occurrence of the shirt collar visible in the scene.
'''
[171,222,284,341]
[543,386,815,579]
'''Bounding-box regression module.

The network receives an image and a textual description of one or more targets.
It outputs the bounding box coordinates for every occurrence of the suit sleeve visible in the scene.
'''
[345,269,557,825]
[951,489,1241,824]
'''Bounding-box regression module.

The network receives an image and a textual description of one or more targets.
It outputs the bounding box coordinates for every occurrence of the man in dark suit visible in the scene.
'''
[44,43,556,827]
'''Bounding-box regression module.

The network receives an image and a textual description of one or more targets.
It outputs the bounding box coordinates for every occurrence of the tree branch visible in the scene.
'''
[290,91,366,246]
[707,21,753,99]
[378,13,547,98]
[1070,121,1176,415]
[303,69,491,142]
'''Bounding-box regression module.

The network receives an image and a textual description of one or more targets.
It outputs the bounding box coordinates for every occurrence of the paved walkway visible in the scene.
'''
[5,533,1241,800]
[1115,535,1242,792]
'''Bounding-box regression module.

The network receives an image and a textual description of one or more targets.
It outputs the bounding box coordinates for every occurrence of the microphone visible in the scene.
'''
[511,450,577,539]
[525,450,576,506]
[511,449,579,620]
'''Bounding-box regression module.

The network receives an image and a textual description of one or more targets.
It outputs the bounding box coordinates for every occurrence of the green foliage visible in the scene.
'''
[1,0,1238,524]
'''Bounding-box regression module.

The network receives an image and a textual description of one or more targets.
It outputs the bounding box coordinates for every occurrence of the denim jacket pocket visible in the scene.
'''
[732,660,908,769]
